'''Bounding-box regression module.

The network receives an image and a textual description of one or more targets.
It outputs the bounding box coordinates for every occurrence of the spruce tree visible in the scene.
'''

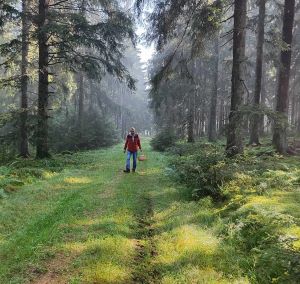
[226,0,247,156]
[249,0,266,146]
[272,0,296,154]
[32,0,135,158]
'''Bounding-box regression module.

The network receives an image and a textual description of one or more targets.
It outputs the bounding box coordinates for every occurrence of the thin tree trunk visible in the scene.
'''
[187,91,195,143]
[208,37,219,142]
[36,0,50,158]
[77,0,86,136]
[20,0,30,157]
[249,0,266,145]
[259,62,266,136]
[226,0,247,156]
[77,72,84,135]
[297,94,300,133]
[290,69,297,126]
[272,0,295,154]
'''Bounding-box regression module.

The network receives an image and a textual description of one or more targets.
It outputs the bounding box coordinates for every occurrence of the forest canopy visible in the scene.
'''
[0,0,151,160]
[0,0,299,159]
[139,0,300,157]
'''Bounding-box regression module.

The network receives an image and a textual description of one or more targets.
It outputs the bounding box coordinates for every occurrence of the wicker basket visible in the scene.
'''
[138,154,147,161]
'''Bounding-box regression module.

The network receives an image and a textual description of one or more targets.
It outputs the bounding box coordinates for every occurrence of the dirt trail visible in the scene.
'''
[31,252,74,284]
[132,192,160,284]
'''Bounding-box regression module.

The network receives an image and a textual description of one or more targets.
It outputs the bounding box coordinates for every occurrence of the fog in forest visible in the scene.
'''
[1,1,300,283]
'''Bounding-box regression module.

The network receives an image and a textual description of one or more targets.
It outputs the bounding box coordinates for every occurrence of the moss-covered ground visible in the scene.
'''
[0,140,299,283]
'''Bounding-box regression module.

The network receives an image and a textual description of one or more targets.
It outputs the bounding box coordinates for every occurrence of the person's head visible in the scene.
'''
[130,127,135,135]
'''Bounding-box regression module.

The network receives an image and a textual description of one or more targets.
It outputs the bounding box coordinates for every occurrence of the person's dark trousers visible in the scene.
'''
[126,151,137,171]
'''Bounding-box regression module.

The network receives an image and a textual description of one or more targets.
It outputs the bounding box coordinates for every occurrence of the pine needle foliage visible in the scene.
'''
[136,0,224,91]
[0,0,136,88]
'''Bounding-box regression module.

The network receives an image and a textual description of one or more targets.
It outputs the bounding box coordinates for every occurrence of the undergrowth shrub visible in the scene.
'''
[49,111,119,152]
[168,142,299,200]
[150,128,177,152]
[223,208,300,283]
[168,143,234,200]
[0,110,20,163]
[168,141,300,282]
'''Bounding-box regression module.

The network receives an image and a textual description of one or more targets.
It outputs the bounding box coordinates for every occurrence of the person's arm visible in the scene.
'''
[124,137,128,152]
[137,135,142,151]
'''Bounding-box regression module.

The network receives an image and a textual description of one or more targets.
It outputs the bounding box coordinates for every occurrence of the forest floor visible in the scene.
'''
[0,139,300,283]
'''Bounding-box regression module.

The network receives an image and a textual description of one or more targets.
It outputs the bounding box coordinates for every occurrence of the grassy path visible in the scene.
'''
[1,140,250,283]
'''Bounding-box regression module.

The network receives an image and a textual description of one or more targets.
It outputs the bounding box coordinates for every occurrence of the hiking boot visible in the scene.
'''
[132,169,136,173]
[123,169,130,173]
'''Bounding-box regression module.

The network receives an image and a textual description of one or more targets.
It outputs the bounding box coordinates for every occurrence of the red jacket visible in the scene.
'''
[124,133,142,152]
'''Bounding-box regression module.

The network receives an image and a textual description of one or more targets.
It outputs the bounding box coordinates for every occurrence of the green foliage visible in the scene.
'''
[150,128,177,152]
[167,141,300,282]
[44,6,136,87]
[168,142,300,200]
[0,141,157,283]
[0,110,20,162]
[0,108,36,163]
[0,164,50,196]
[190,0,223,54]
[169,143,228,199]
[49,111,119,152]
[0,0,139,161]
[139,0,224,92]
[0,188,8,199]
[0,143,112,198]
[222,207,300,283]
[1,141,300,283]
[0,2,20,29]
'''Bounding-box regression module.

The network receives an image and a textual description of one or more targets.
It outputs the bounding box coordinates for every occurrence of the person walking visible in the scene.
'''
[123,127,142,173]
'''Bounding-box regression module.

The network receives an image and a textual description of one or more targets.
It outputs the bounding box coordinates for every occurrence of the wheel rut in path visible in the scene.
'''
[132,192,160,284]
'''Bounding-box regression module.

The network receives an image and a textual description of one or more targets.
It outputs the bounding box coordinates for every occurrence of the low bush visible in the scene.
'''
[168,142,300,201]
[150,128,177,152]
[167,142,300,282]
[222,208,300,283]
[168,143,235,200]
[49,111,119,152]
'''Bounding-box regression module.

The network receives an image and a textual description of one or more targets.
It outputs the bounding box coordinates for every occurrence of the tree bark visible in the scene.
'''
[272,0,295,154]
[249,0,266,145]
[20,0,30,157]
[290,72,296,126]
[226,0,247,156]
[259,62,266,136]
[76,0,86,137]
[219,93,224,134]
[36,0,50,158]
[297,94,300,133]
[77,72,84,135]
[78,0,87,137]
[187,91,195,143]
[208,37,219,142]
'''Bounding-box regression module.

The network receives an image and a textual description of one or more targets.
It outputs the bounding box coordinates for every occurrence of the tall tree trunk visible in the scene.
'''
[249,0,266,145]
[187,91,195,143]
[226,0,247,156]
[208,37,219,142]
[290,67,297,126]
[259,62,266,136]
[297,94,300,133]
[218,72,225,136]
[219,94,224,135]
[272,0,295,154]
[77,72,84,135]
[77,0,86,136]
[20,0,30,157]
[36,0,50,158]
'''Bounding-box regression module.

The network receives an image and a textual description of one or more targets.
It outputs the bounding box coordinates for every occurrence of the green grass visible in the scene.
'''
[0,140,300,283]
